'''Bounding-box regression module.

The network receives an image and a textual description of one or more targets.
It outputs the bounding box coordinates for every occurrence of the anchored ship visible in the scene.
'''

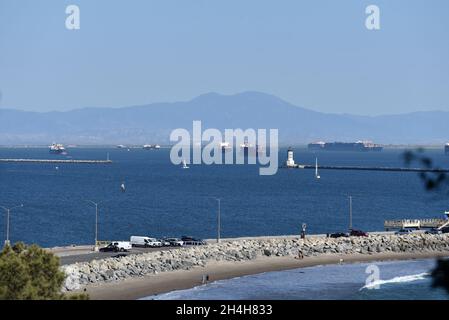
[49,143,66,154]
[220,142,232,153]
[240,141,264,157]
[143,144,161,150]
[308,141,383,152]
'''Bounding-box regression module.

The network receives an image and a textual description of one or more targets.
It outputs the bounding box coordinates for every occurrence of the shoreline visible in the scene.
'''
[76,251,449,300]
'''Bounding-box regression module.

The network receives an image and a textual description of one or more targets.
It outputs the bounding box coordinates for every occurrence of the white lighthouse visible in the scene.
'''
[286,147,296,167]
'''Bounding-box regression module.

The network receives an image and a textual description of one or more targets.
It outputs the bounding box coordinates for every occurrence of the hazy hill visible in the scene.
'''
[0,92,447,145]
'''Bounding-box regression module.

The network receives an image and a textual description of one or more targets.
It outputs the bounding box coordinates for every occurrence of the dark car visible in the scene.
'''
[99,241,131,252]
[329,232,349,238]
[425,228,442,235]
[164,238,184,246]
[395,228,413,235]
[350,229,368,237]
[181,236,207,245]
[99,243,120,252]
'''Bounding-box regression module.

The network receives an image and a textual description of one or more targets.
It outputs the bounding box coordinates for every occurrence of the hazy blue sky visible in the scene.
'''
[0,0,448,115]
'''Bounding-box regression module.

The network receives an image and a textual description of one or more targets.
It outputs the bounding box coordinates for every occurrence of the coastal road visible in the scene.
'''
[58,246,187,266]
[55,233,396,265]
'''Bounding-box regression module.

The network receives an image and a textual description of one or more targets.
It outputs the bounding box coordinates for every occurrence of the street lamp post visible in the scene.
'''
[214,198,221,243]
[349,196,353,231]
[0,204,23,247]
[86,200,100,251]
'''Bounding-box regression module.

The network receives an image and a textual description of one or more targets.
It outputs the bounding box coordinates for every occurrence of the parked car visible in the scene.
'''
[395,228,413,235]
[164,238,184,246]
[329,232,349,238]
[158,238,171,246]
[181,236,207,245]
[147,238,162,247]
[350,229,368,237]
[100,241,131,252]
[425,228,442,235]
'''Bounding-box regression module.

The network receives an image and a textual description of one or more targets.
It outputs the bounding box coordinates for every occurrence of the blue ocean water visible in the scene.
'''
[0,147,448,247]
[147,258,448,300]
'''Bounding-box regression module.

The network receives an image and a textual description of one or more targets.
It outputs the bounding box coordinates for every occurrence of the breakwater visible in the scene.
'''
[61,233,449,291]
[292,165,449,173]
[0,159,112,164]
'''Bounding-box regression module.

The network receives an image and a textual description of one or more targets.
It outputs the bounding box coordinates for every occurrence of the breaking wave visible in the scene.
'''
[360,272,430,290]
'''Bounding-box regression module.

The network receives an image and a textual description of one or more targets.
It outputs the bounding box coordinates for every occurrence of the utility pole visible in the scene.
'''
[216,198,221,243]
[86,200,100,251]
[0,204,23,247]
[349,196,353,231]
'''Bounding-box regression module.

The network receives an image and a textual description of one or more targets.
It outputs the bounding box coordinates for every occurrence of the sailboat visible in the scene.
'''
[315,158,321,179]
[182,159,189,169]
[120,182,126,192]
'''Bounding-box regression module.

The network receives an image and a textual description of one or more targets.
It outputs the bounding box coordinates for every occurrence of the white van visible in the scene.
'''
[130,236,162,248]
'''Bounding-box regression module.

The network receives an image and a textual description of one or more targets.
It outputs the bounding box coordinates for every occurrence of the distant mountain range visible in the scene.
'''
[0,91,447,145]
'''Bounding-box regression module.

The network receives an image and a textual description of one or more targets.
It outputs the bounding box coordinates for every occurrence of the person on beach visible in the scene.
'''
[301,223,307,239]
[201,274,210,284]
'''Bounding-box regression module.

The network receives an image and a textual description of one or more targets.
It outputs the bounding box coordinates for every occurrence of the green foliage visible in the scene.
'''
[403,149,449,294]
[403,149,448,192]
[0,242,88,300]
[432,259,449,294]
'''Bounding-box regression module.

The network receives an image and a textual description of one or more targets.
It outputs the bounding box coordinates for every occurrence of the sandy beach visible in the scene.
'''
[76,251,449,300]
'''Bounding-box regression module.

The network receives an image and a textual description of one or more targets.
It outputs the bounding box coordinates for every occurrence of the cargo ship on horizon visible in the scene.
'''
[49,143,66,154]
[308,141,383,152]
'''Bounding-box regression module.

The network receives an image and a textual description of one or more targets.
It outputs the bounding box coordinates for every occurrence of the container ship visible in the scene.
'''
[308,141,383,152]
[143,144,161,150]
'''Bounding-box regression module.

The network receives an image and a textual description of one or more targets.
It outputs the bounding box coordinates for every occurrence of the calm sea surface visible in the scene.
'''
[146,258,448,300]
[0,147,448,247]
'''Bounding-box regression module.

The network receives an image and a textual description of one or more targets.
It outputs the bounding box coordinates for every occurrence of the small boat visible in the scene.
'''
[143,144,152,150]
[182,159,189,169]
[120,182,126,192]
[315,158,321,179]
[154,144,161,149]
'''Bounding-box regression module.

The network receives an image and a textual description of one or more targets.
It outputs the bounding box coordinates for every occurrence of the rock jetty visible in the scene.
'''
[62,233,449,291]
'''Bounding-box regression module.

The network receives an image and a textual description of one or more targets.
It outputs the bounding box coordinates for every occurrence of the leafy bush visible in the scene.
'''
[0,242,88,300]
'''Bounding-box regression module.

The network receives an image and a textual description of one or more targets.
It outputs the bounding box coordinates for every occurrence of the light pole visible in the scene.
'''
[349,196,353,231]
[213,198,221,243]
[86,200,100,251]
[0,204,23,247]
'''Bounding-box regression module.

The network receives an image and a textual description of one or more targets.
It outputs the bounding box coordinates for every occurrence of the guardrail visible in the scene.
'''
[384,218,447,230]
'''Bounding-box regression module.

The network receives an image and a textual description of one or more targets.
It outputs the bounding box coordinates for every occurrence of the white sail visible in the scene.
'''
[315,158,320,179]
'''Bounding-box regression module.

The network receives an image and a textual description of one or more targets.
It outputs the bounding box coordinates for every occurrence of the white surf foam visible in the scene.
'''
[360,272,430,290]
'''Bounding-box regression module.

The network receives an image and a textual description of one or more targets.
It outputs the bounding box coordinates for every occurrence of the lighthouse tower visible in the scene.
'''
[286,147,295,167]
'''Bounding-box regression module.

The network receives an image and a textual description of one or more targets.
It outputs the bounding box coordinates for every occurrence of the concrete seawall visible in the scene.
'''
[61,233,449,291]
[0,159,112,164]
